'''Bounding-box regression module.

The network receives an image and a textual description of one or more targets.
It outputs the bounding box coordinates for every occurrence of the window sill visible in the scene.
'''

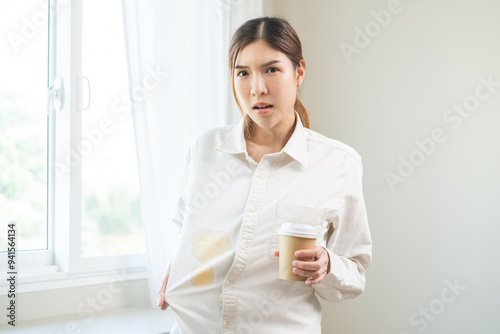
[0,306,174,334]
[0,266,148,294]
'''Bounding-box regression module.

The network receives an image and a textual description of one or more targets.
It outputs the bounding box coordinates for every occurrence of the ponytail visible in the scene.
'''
[294,97,310,129]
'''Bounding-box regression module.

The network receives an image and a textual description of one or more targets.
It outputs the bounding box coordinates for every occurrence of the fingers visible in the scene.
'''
[157,292,169,310]
[293,259,324,272]
[293,265,327,284]
[294,248,320,259]
[160,301,169,310]
[305,273,326,285]
[292,266,320,278]
[276,246,330,284]
[157,282,169,310]
[157,292,164,307]
[292,246,329,285]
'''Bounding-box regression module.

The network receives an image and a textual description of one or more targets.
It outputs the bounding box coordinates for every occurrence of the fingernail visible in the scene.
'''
[295,251,301,256]
[292,261,298,266]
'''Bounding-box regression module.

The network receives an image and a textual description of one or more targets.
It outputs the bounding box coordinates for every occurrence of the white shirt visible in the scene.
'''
[165,111,372,334]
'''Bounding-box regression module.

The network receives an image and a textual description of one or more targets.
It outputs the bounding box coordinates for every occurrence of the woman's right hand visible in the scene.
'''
[157,260,172,310]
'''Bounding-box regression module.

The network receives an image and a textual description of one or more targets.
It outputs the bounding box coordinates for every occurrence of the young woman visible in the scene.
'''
[157,16,372,334]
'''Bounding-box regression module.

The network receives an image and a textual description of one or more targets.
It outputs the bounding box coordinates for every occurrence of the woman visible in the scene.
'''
[157,16,372,334]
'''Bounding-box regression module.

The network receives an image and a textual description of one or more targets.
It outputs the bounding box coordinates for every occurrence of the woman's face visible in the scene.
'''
[234,40,305,133]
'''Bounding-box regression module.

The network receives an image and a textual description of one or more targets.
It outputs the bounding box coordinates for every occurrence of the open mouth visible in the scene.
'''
[253,104,273,110]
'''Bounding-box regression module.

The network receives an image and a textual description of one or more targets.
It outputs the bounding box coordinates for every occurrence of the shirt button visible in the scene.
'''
[240,243,247,250]
[249,206,256,212]
[225,280,231,287]
[224,321,230,329]
[278,162,283,167]
[258,174,265,179]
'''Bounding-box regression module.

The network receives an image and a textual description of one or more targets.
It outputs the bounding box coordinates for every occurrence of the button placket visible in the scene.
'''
[220,157,273,332]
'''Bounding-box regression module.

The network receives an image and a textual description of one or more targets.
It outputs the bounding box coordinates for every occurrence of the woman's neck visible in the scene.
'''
[246,112,297,152]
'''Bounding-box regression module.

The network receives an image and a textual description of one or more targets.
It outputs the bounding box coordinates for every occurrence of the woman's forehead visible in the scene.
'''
[235,41,287,67]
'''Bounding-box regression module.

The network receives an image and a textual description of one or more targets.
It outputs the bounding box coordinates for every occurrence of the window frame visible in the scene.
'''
[0,0,54,272]
[1,0,146,292]
[54,0,146,274]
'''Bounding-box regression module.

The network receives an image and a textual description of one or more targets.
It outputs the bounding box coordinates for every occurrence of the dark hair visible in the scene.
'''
[228,16,310,138]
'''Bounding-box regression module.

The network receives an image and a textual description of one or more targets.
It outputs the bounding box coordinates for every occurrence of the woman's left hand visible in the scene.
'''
[274,246,331,285]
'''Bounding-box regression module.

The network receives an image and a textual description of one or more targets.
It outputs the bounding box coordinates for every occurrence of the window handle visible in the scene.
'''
[79,76,91,111]
[47,77,64,114]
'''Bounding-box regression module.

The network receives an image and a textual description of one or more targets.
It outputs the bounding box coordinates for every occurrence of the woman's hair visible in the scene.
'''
[228,16,310,138]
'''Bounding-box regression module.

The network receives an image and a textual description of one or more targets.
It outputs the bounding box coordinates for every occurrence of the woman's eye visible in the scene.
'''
[237,68,277,77]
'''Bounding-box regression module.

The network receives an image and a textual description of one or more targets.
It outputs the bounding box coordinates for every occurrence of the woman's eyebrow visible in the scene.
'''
[235,60,282,69]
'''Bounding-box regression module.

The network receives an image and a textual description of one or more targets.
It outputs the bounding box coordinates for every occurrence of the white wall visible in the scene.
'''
[268,1,500,333]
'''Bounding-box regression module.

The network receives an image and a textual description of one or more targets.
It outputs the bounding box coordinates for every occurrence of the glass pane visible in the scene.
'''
[81,0,145,256]
[0,1,48,252]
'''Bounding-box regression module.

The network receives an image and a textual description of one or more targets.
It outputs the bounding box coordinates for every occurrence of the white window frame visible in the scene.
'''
[1,0,147,293]
[0,0,55,273]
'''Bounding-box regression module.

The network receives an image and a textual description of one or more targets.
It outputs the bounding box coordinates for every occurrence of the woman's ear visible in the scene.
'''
[296,59,306,87]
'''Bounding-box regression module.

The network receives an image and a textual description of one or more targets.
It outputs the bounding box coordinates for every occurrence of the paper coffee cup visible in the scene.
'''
[277,222,318,281]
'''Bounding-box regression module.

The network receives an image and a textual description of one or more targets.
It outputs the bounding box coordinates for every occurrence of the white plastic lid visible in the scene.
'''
[277,222,318,239]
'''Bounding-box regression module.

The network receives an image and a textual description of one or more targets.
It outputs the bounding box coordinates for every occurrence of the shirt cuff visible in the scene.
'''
[312,246,365,302]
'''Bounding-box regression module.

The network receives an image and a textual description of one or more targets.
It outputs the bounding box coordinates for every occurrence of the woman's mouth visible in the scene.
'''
[253,104,273,115]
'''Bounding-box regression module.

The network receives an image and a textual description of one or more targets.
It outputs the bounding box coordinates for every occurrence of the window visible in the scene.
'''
[80,0,145,257]
[1,0,146,279]
[0,0,51,269]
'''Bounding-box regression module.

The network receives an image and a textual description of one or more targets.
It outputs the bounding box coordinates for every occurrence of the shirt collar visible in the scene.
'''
[216,110,309,170]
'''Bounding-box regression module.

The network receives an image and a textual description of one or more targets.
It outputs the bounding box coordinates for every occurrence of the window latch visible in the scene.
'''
[47,77,63,114]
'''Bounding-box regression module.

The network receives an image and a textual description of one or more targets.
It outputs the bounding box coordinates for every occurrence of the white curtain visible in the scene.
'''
[122,0,264,307]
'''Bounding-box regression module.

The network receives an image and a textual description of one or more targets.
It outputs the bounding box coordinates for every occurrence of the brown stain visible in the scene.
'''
[190,264,214,288]
[190,229,231,288]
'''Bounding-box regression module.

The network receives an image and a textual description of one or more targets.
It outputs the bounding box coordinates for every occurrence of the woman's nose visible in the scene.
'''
[251,75,268,95]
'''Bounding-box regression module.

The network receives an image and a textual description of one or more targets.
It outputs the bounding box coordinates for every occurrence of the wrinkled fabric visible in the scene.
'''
[165,111,372,334]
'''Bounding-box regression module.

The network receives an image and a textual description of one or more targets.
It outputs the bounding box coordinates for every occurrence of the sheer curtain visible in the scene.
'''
[121,0,263,307]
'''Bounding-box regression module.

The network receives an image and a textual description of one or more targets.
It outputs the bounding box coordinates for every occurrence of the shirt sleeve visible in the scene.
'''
[169,143,193,232]
[312,157,372,302]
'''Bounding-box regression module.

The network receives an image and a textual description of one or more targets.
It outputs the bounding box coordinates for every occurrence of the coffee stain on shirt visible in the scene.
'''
[190,229,231,288]
[190,264,214,288]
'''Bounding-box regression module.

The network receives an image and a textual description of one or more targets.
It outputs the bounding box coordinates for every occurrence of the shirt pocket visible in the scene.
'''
[269,203,329,259]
